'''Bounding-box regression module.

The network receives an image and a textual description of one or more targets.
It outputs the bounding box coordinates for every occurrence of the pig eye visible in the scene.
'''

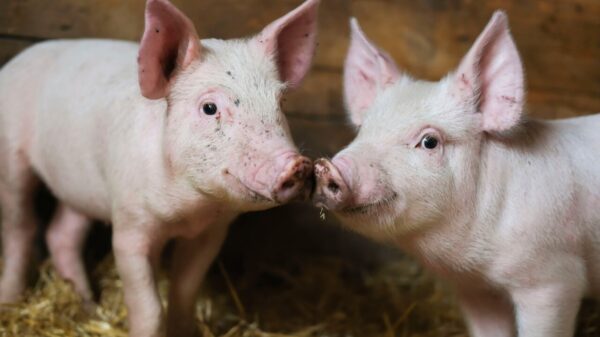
[420,135,439,149]
[202,102,218,115]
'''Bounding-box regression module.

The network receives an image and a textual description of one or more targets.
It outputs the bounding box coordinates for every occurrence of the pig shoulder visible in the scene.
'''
[479,116,600,290]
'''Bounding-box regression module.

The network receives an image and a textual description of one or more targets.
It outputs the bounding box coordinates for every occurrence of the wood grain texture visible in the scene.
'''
[0,0,599,150]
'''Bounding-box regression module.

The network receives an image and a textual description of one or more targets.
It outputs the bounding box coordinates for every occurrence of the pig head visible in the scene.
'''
[314,13,522,240]
[314,11,600,337]
[139,0,319,210]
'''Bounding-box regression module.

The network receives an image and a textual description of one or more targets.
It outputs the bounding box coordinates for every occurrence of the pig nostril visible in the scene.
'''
[281,180,296,190]
[295,162,310,178]
[327,181,340,194]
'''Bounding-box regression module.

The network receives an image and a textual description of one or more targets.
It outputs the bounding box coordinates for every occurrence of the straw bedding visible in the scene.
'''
[0,253,598,337]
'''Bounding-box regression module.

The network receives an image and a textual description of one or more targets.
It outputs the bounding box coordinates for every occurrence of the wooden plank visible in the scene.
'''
[0,0,350,90]
[5,0,596,81]
[284,70,345,119]
[0,0,346,45]
[0,0,145,40]
[0,0,598,121]
[528,90,600,119]
[350,0,600,96]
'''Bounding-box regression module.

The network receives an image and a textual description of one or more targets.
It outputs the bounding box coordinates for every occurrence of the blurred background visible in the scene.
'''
[0,0,599,336]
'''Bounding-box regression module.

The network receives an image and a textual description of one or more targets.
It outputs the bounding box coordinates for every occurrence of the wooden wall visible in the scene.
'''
[1,0,599,262]
[2,0,599,158]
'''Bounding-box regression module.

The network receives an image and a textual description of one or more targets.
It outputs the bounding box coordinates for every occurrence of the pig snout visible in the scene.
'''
[272,155,313,203]
[312,158,351,210]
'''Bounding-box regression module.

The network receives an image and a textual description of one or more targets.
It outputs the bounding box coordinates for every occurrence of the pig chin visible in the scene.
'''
[336,193,408,240]
[221,169,276,210]
[340,192,399,216]
[338,191,404,226]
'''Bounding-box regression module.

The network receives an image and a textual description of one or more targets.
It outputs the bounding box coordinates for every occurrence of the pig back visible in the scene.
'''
[0,39,164,222]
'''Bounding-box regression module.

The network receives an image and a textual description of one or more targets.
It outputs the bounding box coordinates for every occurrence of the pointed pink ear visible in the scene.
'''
[344,18,401,127]
[254,0,320,89]
[454,11,524,132]
[138,0,201,99]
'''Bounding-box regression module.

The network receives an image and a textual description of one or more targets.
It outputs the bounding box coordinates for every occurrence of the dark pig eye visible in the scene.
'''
[202,102,218,115]
[420,135,438,149]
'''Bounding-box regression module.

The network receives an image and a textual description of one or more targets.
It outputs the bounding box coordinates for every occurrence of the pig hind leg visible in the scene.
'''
[0,156,39,303]
[46,204,93,303]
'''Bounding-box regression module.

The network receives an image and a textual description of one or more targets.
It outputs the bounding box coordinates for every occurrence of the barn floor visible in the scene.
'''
[0,256,452,337]
[0,203,598,337]
[0,253,598,337]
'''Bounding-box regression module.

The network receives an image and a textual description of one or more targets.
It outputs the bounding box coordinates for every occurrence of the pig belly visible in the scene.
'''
[29,124,111,222]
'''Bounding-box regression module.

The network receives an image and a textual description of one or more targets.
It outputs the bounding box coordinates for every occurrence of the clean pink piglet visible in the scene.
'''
[314,12,600,337]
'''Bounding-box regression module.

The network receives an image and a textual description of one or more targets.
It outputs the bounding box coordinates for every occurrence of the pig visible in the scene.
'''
[0,0,320,336]
[313,12,600,337]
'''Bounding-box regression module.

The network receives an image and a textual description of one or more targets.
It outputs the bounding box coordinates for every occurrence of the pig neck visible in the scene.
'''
[397,132,518,279]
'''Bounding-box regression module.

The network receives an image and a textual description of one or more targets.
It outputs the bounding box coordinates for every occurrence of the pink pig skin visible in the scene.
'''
[314,12,600,337]
[0,0,320,336]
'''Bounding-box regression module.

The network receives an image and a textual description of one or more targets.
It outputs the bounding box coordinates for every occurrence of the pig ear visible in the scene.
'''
[254,0,320,89]
[138,0,201,99]
[454,11,525,132]
[344,18,401,127]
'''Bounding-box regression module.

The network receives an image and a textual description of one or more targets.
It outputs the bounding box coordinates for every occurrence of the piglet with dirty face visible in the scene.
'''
[0,0,319,336]
[314,12,600,337]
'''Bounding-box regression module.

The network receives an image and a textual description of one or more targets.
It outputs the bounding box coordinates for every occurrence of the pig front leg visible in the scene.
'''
[166,218,233,337]
[509,257,586,337]
[113,218,168,337]
[456,287,515,337]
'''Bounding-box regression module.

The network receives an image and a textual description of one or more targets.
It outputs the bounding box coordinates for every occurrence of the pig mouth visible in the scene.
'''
[341,192,398,215]
[223,170,273,203]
